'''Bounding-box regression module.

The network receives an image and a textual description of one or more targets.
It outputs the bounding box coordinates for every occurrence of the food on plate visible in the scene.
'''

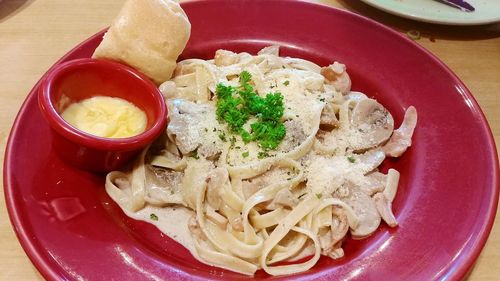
[61,96,147,138]
[105,46,417,276]
[92,0,191,84]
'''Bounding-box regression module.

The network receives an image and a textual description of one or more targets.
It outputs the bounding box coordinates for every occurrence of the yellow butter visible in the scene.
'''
[61,96,147,138]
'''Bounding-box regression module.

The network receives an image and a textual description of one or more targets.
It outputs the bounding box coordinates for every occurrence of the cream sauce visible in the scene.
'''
[124,205,198,256]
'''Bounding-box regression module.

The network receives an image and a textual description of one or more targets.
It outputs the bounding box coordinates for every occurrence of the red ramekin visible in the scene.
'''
[38,58,167,172]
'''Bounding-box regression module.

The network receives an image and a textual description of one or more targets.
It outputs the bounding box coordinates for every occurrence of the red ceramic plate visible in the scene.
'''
[4,0,499,280]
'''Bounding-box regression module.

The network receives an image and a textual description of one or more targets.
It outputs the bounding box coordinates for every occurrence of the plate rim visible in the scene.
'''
[3,0,500,280]
[360,0,500,25]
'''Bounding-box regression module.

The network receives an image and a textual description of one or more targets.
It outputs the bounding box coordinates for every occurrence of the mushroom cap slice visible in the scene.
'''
[351,99,394,151]
[343,187,381,239]
[357,149,386,174]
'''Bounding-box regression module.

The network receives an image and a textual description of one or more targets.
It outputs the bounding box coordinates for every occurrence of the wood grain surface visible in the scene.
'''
[0,0,498,280]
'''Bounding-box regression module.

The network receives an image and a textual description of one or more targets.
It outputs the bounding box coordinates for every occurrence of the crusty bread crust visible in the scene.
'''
[93,0,191,84]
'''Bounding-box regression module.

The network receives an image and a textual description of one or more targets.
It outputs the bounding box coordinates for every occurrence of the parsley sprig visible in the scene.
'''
[216,71,286,150]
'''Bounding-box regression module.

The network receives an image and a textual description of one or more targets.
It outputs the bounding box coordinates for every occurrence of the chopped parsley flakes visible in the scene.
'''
[150,213,159,221]
[215,71,286,150]
[347,156,356,163]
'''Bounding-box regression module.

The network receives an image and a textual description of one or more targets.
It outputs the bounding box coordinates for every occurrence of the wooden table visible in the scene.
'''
[0,0,498,280]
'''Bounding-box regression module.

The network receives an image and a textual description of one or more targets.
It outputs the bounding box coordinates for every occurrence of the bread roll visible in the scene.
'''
[92,0,191,84]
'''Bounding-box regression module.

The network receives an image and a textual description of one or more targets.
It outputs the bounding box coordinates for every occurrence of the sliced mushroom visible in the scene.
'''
[373,193,398,227]
[343,187,381,239]
[383,106,418,157]
[320,206,349,259]
[144,165,185,206]
[279,120,308,153]
[358,171,386,196]
[356,149,386,174]
[167,99,204,154]
[351,99,394,151]
[383,169,400,202]
[330,206,349,245]
[167,99,221,157]
[320,62,352,94]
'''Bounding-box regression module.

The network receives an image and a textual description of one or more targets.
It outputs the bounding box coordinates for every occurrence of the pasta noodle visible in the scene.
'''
[105,46,417,276]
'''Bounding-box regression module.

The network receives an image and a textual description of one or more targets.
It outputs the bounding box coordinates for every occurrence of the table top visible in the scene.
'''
[0,0,498,280]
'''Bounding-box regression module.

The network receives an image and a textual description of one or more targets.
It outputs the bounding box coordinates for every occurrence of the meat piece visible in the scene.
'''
[320,103,340,130]
[373,193,398,227]
[283,57,321,73]
[257,45,280,56]
[159,80,177,99]
[214,49,239,66]
[320,62,352,94]
[383,106,417,157]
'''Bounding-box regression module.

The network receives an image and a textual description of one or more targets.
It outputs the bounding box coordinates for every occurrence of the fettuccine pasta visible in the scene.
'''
[105,46,417,276]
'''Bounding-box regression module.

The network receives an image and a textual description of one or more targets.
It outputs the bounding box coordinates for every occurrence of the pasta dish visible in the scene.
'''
[105,46,417,276]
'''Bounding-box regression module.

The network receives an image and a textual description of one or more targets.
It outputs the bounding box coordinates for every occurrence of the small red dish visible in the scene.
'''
[38,58,167,172]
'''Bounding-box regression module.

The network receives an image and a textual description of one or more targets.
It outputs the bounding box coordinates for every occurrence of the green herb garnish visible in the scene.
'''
[347,156,356,163]
[257,151,269,159]
[315,193,323,199]
[283,80,290,86]
[215,71,286,150]
[218,132,227,142]
[150,213,159,221]
[242,151,249,158]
